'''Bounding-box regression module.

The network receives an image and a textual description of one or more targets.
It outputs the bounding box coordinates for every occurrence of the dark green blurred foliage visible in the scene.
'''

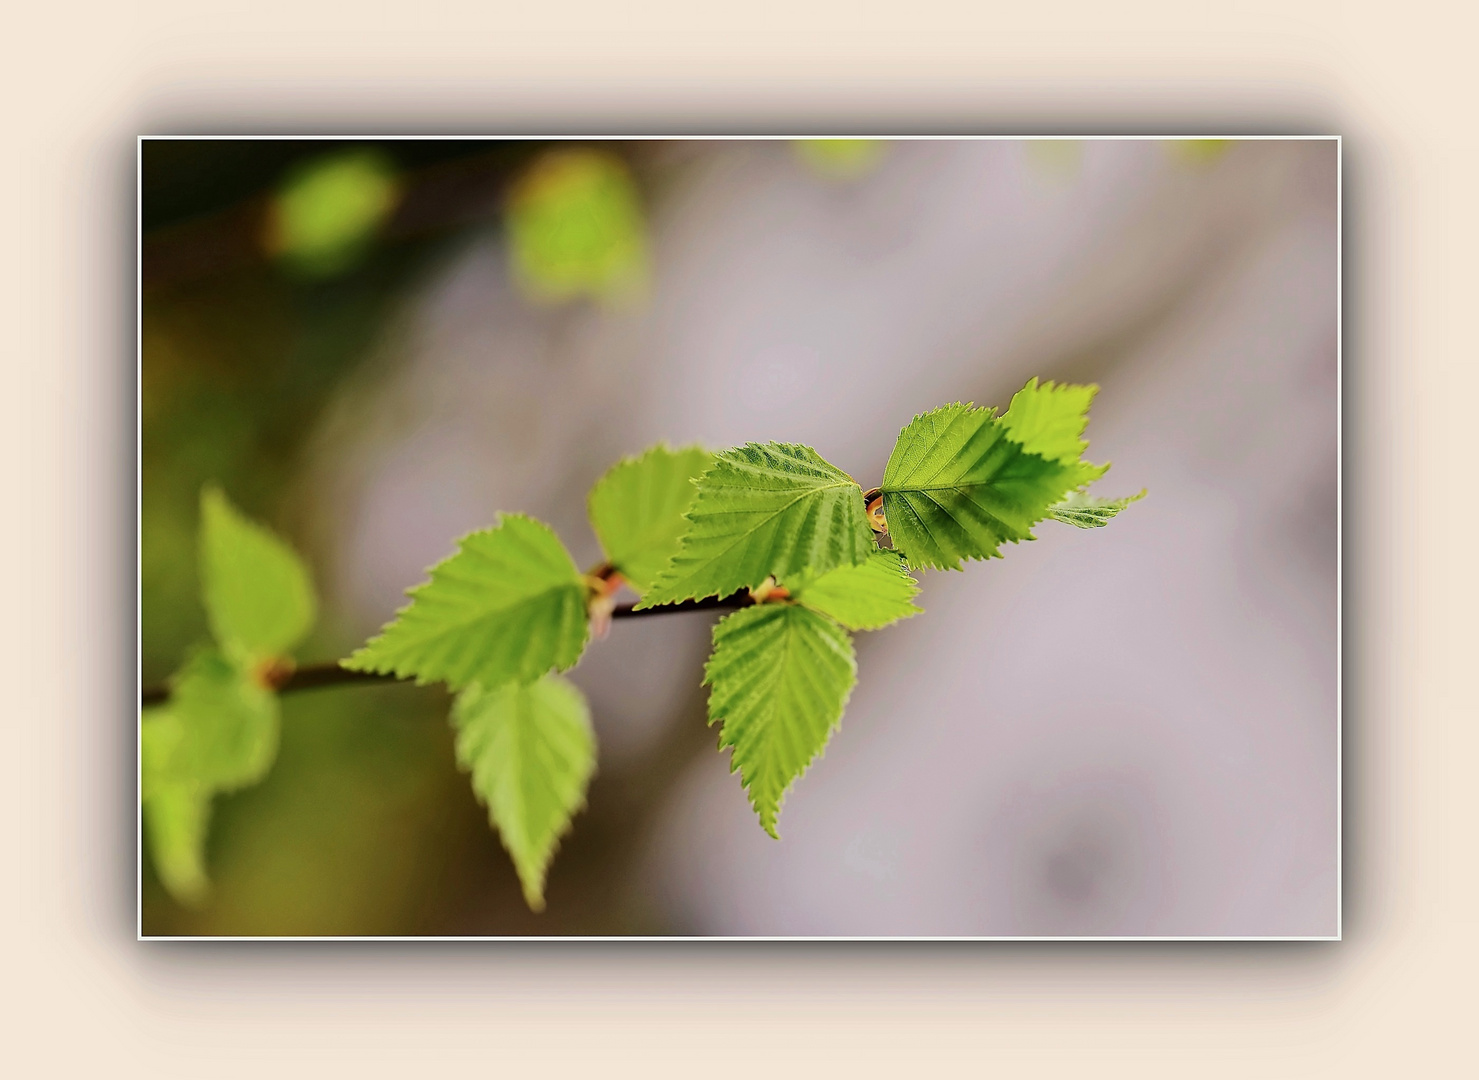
[141,142,510,932]
[141,140,694,935]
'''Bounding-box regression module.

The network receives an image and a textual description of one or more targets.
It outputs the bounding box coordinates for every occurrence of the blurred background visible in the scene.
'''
[140,137,1337,937]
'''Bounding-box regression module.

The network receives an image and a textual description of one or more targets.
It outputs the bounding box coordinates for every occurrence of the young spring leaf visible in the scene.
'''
[141,781,213,907]
[451,675,597,911]
[151,647,281,792]
[999,377,1098,464]
[880,402,1107,570]
[200,485,317,663]
[703,604,857,837]
[637,443,875,609]
[506,149,648,305]
[140,647,280,906]
[344,515,590,692]
[794,139,886,180]
[1049,488,1147,528]
[788,550,922,631]
[587,444,713,595]
[266,149,401,278]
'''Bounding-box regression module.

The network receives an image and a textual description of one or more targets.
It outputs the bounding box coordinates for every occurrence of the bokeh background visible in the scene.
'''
[140,137,1337,937]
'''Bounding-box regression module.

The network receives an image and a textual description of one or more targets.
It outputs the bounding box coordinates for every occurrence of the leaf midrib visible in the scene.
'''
[411,581,580,648]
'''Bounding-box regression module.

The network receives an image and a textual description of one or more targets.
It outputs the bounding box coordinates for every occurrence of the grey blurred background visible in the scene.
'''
[142,137,1336,936]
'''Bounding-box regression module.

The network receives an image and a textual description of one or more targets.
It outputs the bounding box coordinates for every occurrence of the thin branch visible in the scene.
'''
[139,592,751,707]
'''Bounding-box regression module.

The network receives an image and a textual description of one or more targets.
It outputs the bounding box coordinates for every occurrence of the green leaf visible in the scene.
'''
[140,648,280,907]
[152,647,281,793]
[794,139,886,180]
[703,604,857,837]
[268,149,401,278]
[637,443,875,609]
[506,149,648,305]
[451,675,597,911]
[142,782,213,908]
[789,550,922,631]
[1049,488,1147,528]
[587,444,713,595]
[1169,139,1231,167]
[880,402,1107,570]
[200,485,317,662]
[999,377,1098,464]
[343,514,589,692]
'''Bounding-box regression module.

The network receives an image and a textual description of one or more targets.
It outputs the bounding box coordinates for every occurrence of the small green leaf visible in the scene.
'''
[789,550,922,631]
[703,604,857,837]
[200,485,316,663]
[999,377,1098,464]
[881,401,1107,570]
[587,444,713,595]
[793,139,886,180]
[638,443,875,609]
[506,149,648,305]
[1168,139,1231,167]
[451,675,597,911]
[153,647,281,793]
[1049,488,1147,528]
[343,514,589,692]
[267,149,401,277]
[140,648,280,907]
[142,782,213,908]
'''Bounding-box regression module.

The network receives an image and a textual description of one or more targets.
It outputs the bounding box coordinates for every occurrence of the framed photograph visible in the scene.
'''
[138,136,1339,939]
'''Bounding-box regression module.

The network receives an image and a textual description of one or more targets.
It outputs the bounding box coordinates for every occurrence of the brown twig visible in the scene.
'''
[139,592,751,707]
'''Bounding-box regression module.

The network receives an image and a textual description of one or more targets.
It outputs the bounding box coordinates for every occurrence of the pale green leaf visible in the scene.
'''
[343,514,589,692]
[1049,488,1147,528]
[507,149,648,305]
[703,604,857,837]
[451,675,597,911]
[794,139,886,180]
[140,648,279,907]
[999,377,1098,464]
[637,443,875,609]
[789,550,922,631]
[143,782,213,908]
[150,647,281,793]
[881,402,1107,570]
[587,443,713,595]
[200,485,317,662]
[268,149,401,278]
[1169,139,1232,167]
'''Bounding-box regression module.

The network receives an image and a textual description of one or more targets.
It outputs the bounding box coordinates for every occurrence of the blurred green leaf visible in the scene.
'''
[794,139,885,180]
[343,514,590,692]
[142,647,280,906]
[1025,140,1084,179]
[587,443,713,595]
[1168,140,1231,167]
[789,549,921,631]
[506,149,648,304]
[267,149,400,277]
[704,604,857,837]
[200,484,316,664]
[152,647,281,792]
[142,782,213,908]
[636,442,875,610]
[451,674,596,911]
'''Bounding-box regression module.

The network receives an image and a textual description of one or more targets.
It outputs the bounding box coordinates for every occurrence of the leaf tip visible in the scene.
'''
[519,875,549,912]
